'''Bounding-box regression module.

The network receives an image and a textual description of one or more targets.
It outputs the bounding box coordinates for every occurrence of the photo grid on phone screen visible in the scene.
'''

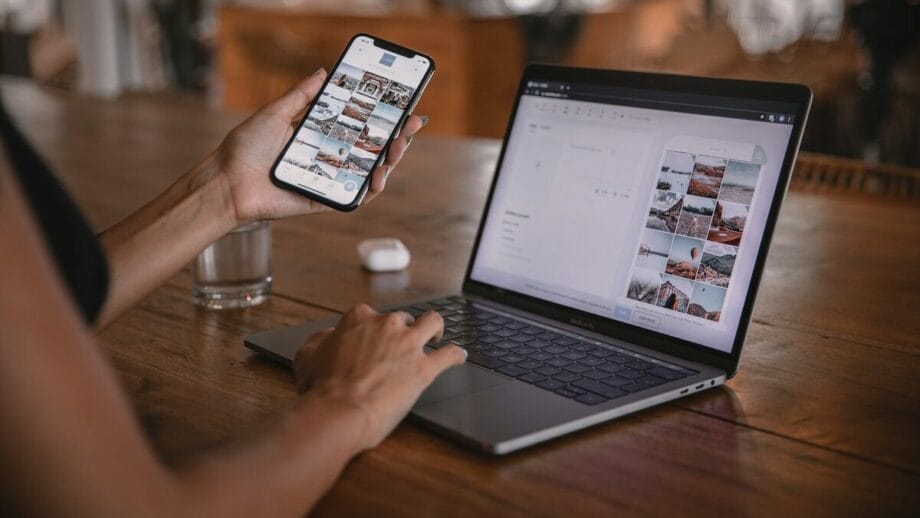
[626,149,761,322]
[284,61,417,188]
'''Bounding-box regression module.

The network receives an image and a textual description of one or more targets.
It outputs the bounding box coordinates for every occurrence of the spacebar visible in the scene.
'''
[465,351,508,370]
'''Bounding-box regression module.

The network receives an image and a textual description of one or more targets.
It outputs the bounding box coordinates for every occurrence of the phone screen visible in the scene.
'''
[272,35,432,207]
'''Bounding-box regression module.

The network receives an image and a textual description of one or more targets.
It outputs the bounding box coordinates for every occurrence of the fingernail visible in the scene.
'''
[461,348,469,359]
[406,135,414,148]
[312,67,325,77]
[382,165,391,179]
[419,115,429,127]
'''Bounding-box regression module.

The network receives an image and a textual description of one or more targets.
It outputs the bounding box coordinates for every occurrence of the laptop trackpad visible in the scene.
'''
[415,364,510,406]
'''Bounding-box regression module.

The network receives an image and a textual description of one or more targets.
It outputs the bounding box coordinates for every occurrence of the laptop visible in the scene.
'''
[246,65,811,455]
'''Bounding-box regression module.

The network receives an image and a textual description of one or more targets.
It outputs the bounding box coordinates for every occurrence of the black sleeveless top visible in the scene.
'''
[0,103,109,324]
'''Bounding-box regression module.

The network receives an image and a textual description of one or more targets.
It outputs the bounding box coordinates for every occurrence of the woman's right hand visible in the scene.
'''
[293,304,467,451]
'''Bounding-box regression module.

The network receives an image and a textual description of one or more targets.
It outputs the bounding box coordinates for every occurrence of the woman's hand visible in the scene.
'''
[216,69,427,225]
[293,304,466,451]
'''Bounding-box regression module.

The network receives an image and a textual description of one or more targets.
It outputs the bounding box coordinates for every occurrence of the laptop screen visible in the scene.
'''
[469,78,799,353]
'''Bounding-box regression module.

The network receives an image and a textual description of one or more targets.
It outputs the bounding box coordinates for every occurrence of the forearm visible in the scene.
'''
[175,391,365,517]
[97,154,239,328]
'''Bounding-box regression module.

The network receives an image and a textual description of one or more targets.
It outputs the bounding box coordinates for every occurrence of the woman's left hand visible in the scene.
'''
[214,68,426,224]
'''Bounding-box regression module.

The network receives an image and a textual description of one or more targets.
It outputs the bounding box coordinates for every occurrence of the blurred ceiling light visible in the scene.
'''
[725,0,844,55]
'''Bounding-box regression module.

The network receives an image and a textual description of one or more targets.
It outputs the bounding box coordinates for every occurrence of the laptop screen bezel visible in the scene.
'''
[461,64,812,377]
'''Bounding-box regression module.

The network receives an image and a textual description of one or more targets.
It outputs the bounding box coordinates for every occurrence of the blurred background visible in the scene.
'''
[1,0,918,167]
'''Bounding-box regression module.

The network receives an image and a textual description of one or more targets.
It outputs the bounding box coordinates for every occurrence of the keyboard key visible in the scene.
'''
[575,392,608,405]
[522,326,543,335]
[517,359,543,370]
[563,363,592,374]
[537,378,567,391]
[465,342,489,352]
[538,331,561,340]
[552,372,582,383]
[480,335,502,344]
[588,348,614,358]
[495,340,518,350]
[509,334,532,343]
[618,383,645,393]
[484,348,509,358]
[535,365,562,376]
[626,360,652,371]
[502,354,526,364]
[451,336,475,346]
[567,385,586,395]
[598,362,625,374]
[445,315,465,322]
[618,369,643,380]
[478,323,501,332]
[560,351,587,361]
[609,354,632,364]
[491,316,513,325]
[545,345,568,355]
[518,372,547,384]
[546,357,572,368]
[579,356,606,367]
[529,340,551,349]
[528,351,554,361]
[553,336,579,346]
[555,388,578,398]
[647,366,686,381]
[511,346,536,355]
[466,351,507,370]
[571,343,596,352]
[504,321,528,330]
[582,370,610,381]
[497,365,528,378]
[635,375,666,388]
[572,379,627,399]
[495,329,516,338]
[601,376,633,388]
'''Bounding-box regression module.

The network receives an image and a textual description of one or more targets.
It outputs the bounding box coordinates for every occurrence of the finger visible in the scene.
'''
[304,327,334,350]
[424,345,467,381]
[343,303,377,326]
[409,310,445,344]
[267,68,327,117]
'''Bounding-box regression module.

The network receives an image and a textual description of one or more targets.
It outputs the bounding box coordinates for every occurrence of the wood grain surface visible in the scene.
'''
[3,79,917,514]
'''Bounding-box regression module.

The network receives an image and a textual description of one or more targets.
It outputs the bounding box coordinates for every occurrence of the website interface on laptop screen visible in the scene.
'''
[470,80,797,353]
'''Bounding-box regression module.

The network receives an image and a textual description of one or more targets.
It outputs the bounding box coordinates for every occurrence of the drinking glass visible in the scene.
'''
[192,220,272,309]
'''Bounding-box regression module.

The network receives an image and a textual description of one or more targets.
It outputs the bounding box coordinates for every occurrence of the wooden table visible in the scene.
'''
[4,79,918,515]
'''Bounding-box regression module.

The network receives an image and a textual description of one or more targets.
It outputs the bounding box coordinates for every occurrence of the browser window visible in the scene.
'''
[470,81,796,352]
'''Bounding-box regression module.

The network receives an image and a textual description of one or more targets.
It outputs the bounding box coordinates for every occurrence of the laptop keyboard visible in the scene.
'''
[401,296,695,406]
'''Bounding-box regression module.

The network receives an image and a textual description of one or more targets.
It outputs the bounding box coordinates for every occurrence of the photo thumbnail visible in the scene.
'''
[307,161,338,180]
[380,81,415,110]
[293,128,324,150]
[647,190,683,233]
[656,274,694,313]
[665,234,704,280]
[330,63,362,92]
[342,148,377,175]
[707,201,748,246]
[635,228,674,272]
[688,283,726,321]
[315,137,351,168]
[283,141,318,169]
[328,116,364,145]
[688,155,726,199]
[657,150,693,194]
[626,268,662,305]
[343,93,376,123]
[357,71,390,100]
[720,160,759,205]
[695,242,736,288]
[676,195,715,240]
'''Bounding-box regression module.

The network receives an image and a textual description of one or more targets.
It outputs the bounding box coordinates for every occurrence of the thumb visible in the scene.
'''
[267,68,327,118]
[424,345,467,382]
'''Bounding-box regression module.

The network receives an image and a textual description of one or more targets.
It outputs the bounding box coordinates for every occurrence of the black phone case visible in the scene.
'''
[269,33,436,212]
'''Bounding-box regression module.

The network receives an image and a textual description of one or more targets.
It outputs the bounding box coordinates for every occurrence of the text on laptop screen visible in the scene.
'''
[470,80,797,353]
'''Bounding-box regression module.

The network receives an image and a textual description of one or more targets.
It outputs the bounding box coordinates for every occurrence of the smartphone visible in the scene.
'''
[270,34,435,211]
